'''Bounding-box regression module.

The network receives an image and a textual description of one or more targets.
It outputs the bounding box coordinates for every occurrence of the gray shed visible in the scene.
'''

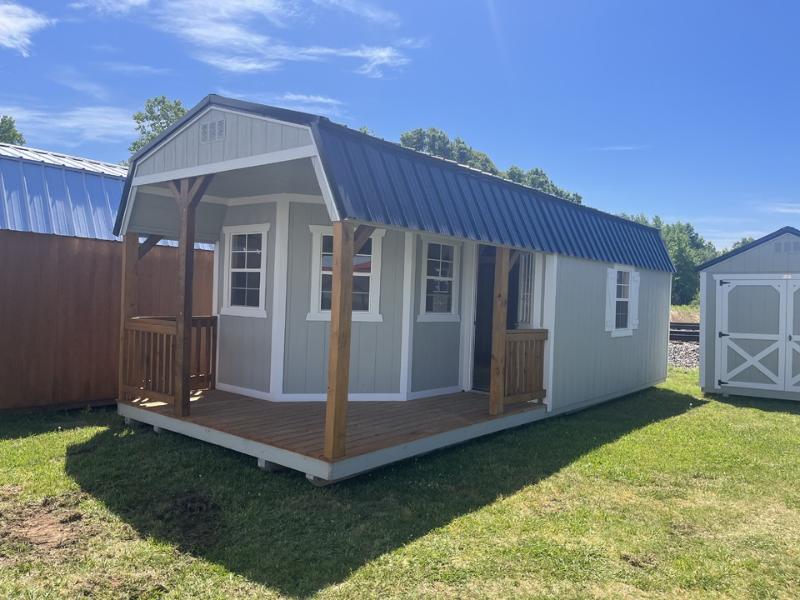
[698,226,800,401]
[111,95,675,482]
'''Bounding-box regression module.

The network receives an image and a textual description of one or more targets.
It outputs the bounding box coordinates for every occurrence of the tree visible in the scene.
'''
[0,115,25,145]
[399,127,581,203]
[730,236,755,251]
[129,96,186,155]
[620,214,717,305]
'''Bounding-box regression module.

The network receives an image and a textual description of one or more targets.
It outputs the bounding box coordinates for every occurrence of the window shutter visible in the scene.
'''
[605,268,616,332]
[630,271,641,329]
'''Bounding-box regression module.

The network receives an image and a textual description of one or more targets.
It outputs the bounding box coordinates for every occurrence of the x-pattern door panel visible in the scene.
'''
[717,279,785,391]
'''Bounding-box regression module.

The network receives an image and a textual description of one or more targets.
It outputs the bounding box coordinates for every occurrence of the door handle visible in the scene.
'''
[790,334,793,341]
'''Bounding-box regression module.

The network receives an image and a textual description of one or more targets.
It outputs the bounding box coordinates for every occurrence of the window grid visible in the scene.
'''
[615,270,630,329]
[229,233,263,308]
[425,242,455,313]
[320,234,373,312]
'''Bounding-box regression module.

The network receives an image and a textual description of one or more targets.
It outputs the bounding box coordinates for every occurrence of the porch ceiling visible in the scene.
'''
[137,158,322,200]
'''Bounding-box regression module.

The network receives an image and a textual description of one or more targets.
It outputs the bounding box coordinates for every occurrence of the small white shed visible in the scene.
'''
[699,226,800,401]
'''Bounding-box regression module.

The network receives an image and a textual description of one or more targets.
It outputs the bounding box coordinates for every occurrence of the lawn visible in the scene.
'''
[2,369,800,599]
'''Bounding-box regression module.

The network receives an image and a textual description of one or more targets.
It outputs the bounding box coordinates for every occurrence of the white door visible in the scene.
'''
[784,281,800,391]
[716,279,786,391]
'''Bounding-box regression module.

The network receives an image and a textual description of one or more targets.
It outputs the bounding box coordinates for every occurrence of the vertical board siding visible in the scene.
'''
[550,255,670,411]
[283,202,403,394]
[411,236,462,392]
[215,202,276,393]
[135,109,313,178]
[701,232,800,400]
[0,230,213,409]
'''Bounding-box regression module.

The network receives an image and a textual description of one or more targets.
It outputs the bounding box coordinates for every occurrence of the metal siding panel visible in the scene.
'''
[0,160,29,232]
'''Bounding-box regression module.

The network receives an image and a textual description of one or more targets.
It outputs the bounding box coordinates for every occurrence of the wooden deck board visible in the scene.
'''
[123,389,544,461]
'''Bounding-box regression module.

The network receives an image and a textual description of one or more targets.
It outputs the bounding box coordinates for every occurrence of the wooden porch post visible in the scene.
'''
[489,246,510,416]
[170,175,213,417]
[118,233,139,402]
[324,221,355,460]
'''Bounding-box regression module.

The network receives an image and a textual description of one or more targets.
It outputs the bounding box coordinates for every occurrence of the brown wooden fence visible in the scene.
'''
[0,230,213,410]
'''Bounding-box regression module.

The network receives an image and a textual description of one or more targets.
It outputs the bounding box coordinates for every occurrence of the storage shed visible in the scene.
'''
[113,94,675,483]
[698,226,800,400]
[0,143,212,410]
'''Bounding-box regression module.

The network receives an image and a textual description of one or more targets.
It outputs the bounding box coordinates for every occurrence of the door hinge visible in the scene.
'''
[718,379,728,386]
[719,280,730,286]
[718,331,729,338]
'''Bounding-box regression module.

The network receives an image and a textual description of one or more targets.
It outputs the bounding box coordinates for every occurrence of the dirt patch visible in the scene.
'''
[621,552,657,569]
[0,490,95,556]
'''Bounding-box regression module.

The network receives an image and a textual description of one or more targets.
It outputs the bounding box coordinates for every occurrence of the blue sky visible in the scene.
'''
[1,0,798,249]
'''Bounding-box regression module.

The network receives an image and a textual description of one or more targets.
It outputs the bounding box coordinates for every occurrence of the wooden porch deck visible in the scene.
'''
[118,389,547,482]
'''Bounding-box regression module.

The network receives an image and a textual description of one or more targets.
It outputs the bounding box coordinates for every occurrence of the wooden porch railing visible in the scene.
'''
[120,315,217,405]
[504,328,547,404]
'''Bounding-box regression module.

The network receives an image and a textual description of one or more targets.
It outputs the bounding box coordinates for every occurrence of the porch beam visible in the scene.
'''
[489,246,510,415]
[118,233,139,403]
[353,224,375,256]
[138,234,163,259]
[172,175,213,417]
[324,221,355,460]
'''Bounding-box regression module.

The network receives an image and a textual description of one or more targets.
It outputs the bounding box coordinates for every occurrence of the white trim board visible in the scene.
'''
[217,381,465,402]
[399,231,416,397]
[542,253,558,411]
[269,201,290,396]
[132,145,317,187]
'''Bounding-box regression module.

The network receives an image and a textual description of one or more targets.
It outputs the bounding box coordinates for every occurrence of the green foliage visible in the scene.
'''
[399,127,581,203]
[730,236,755,251]
[357,126,375,135]
[129,96,187,155]
[621,214,717,304]
[0,115,25,145]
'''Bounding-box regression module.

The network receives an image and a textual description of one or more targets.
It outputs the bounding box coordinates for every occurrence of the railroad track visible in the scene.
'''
[670,321,699,342]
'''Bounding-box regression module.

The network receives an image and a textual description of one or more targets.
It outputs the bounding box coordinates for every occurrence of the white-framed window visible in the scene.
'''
[221,223,270,318]
[516,252,536,328]
[605,265,640,337]
[418,238,461,322]
[307,225,384,322]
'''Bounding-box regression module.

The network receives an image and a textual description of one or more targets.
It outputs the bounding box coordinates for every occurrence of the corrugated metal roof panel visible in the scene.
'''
[0,143,127,177]
[0,144,212,250]
[314,121,674,272]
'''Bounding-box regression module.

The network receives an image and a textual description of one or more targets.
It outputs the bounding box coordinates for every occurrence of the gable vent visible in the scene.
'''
[200,119,226,143]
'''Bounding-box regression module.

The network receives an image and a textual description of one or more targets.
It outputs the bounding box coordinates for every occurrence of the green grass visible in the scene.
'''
[670,303,700,323]
[2,368,800,598]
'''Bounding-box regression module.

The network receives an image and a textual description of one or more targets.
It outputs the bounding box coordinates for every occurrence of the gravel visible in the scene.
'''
[669,341,699,369]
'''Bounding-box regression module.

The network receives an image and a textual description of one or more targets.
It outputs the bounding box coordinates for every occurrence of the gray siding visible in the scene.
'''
[283,203,404,394]
[135,109,312,178]
[704,233,800,274]
[216,203,276,393]
[411,236,462,392]
[128,192,226,243]
[701,232,800,399]
[551,255,670,412]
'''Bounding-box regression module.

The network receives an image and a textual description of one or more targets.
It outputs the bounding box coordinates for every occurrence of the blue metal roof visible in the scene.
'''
[313,119,674,272]
[115,94,674,272]
[0,143,126,240]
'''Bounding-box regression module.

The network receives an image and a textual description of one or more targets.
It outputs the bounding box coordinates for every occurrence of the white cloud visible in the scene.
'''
[0,104,135,147]
[312,0,399,26]
[51,66,110,100]
[102,61,170,75]
[69,0,150,15]
[216,89,347,118]
[69,0,412,77]
[0,3,53,57]
[763,202,800,214]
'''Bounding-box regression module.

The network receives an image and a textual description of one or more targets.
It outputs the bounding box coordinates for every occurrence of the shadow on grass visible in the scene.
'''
[65,387,702,598]
[710,393,800,415]
[0,406,115,442]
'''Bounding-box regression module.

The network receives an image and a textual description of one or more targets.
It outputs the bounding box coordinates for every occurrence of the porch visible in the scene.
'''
[118,386,548,483]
